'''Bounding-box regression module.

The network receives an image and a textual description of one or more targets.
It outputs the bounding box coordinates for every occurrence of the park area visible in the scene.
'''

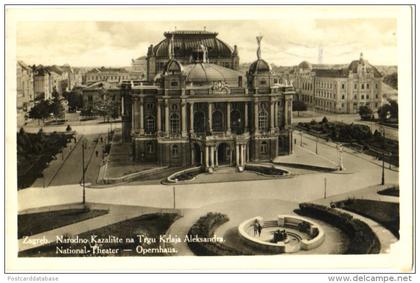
[17,128,75,189]
[297,118,399,166]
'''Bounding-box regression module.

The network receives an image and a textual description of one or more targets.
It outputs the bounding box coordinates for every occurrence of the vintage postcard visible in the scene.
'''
[4,5,415,273]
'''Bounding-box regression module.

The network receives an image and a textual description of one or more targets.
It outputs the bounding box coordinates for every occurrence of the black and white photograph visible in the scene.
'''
[4,4,415,275]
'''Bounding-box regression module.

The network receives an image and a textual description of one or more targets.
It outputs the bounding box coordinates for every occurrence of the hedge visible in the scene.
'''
[298,203,380,254]
[187,212,253,256]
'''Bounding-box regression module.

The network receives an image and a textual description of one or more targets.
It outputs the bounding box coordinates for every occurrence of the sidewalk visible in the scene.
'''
[31,135,82,188]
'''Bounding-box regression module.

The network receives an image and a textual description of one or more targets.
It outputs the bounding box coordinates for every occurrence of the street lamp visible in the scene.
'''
[336,143,344,171]
[315,134,319,154]
[82,139,87,205]
[300,131,303,147]
[380,126,385,186]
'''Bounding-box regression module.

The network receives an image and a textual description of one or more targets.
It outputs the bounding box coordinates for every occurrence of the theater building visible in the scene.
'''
[122,32,294,171]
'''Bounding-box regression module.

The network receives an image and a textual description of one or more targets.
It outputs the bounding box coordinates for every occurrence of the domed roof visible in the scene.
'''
[348,59,382,78]
[298,61,312,70]
[182,63,244,85]
[248,59,271,75]
[153,30,234,59]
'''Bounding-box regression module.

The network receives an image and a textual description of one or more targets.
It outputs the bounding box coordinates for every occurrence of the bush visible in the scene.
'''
[298,203,380,254]
[187,212,252,256]
[66,125,72,132]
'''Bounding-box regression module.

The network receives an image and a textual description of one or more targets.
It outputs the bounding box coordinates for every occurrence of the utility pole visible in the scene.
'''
[381,127,385,186]
[316,135,319,154]
[173,186,176,209]
[82,139,86,205]
[300,131,303,147]
[324,177,327,199]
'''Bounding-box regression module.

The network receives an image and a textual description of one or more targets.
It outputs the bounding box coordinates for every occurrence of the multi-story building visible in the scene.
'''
[84,67,131,84]
[145,30,240,81]
[122,32,294,170]
[33,65,69,100]
[16,61,34,111]
[293,53,383,113]
[81,81,122,116]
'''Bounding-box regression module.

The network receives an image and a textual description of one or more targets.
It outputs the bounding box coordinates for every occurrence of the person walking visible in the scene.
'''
[257,223,262,237]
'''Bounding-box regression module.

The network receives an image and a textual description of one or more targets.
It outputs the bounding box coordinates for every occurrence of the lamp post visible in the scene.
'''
[337,143,344,171]
[300,131,303,147]
[324,177,327,199]
[315,134,319,154]
[380,126,385,186]
[82,139,86,205]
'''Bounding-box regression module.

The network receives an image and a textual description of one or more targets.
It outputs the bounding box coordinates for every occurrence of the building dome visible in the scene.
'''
[298,61,312,70]
[182,63,244,86]
[153,30,234,59]
[248,59,271,75]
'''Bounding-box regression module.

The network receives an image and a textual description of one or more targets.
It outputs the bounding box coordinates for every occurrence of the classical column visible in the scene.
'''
[215,146,218,167]
[181,100,187,137]
[189,102,194,134]
[164,99,169,135]
[205,146,209,168]
[270,100,275,133]
[226,102,231,134]
[210,146,214,168]
[236,144,240,166]
[247,144,250,162]
[244,102,248,130]
[139,97,144,135]
[157,100,161,133]
[274,101,278,128]
[132,97,138,131]
[283,98,288,127]
[208,103,213,134]
[241,145,245,166]
[254,100,259,133]
[191,147,195,166]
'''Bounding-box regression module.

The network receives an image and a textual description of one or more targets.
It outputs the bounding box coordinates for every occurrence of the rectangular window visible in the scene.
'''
[361,84,364,90]
[366,95,369,99]
[342,84,345,89]
[342,95,345,100]
[367,84,369,89]
[354,84,357,89]
[361,95,364,99]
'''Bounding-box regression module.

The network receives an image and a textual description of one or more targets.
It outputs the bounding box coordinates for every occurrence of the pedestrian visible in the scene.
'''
[100,137,103,143]
[252,219,259,236]
[257,223,262,237]
[95,150,98,158]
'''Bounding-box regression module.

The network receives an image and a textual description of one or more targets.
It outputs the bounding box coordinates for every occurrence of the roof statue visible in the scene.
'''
[200,44,208,63]
[168,34,175,60]
[256,35,263,59]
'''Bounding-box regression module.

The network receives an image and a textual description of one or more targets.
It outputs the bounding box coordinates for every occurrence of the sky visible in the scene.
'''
[16,18,397,67]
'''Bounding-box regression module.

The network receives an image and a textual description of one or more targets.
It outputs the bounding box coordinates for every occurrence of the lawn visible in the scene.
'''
[378,186,399,197]
[338,199,399,238]
[18,208,109,239]
[19,213,179,257]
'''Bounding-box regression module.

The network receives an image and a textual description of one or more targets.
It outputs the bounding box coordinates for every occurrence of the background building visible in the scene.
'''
[293,53,383,113]
[16,61,34,112]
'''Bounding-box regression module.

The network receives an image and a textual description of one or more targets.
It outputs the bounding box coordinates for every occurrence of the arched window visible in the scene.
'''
[171,145,179,157]
[145,116,155,133]
[212,110,223,132]
[230,110,242,134]
[258,108,269,131]
[170,113,180,134]
[193,111,205,133]
[260,141,268,154]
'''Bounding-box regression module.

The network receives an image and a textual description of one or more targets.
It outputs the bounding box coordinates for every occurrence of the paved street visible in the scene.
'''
[19,131,399,211]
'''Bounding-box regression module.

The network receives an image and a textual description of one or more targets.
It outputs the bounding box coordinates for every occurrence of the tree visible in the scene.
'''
[28,100,50,125]
[383,72,398,90]
[359,105,374,121]
[321,116,329,124]
[292,100,308,117]
[93,99,119,122]
[378,104,392,122]
[50,97,65,122]
[64,90,83,112]
[389,100,398,121]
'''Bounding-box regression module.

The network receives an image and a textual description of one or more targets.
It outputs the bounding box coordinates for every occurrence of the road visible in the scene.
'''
[19,132,399,211]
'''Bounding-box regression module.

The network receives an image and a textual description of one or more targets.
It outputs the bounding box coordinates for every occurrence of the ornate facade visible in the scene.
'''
[293,53,383,113]
[123,32,294,171]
